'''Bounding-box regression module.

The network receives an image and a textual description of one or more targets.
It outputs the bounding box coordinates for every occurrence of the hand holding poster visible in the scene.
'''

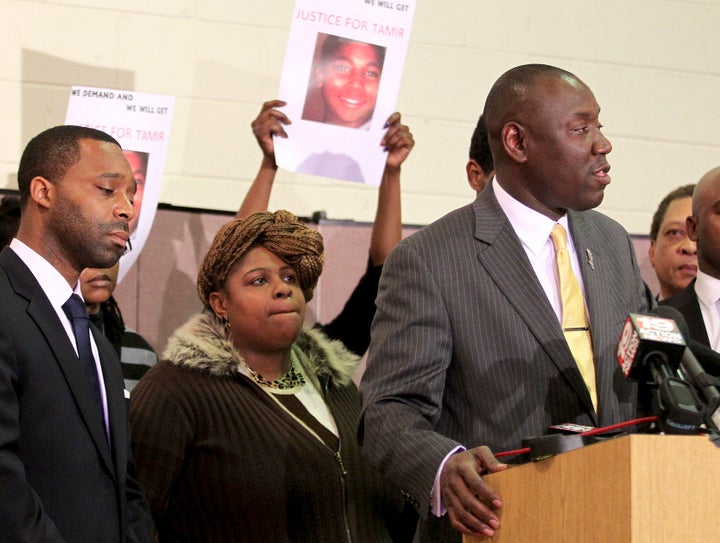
[65,87,175,283]
[274,0,415,185]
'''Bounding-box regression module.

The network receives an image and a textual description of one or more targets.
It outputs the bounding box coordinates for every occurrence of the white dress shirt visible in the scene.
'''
[694,270,720,352]
[9,239,110,434]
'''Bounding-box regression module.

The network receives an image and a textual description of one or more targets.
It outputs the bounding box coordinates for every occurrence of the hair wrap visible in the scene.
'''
[197,210,325,307]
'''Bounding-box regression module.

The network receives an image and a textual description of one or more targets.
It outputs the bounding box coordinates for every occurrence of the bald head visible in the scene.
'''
[688,166,720,279]
[692,166,720,216]
[483,64,582,156]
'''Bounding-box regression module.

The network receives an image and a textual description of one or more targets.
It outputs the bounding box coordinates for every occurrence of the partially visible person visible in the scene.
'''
[648,184,697,301]
[662,167,720,350]
[0,125,151,542]
[302,34,386,129]
[123,149,149,235]
[242,99,413,355]
[359,64,652,542]
[130,210,415,542]
[0,194,21,247]
[80,261,158,392]
[466,113,495,194]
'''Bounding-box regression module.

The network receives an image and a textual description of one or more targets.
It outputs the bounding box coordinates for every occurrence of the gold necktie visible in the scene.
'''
[550,224,597,411]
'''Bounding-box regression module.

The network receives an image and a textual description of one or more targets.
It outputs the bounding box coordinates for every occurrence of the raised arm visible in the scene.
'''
[369,112,414,266]
[318,113,414,355]
[236,99,291,219]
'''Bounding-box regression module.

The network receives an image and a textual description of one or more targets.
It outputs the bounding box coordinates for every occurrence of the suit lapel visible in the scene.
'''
[567,212,605,419]
[2,249,115,473]
[675,281,710,346]
[96,326,125,481]
[472,192,597,421]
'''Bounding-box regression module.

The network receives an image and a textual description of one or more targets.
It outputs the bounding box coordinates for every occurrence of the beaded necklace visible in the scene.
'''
[243,359,305,390]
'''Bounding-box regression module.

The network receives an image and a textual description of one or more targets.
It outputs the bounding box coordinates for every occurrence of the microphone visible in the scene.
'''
[651,306,720,423]
[616,313,705,434]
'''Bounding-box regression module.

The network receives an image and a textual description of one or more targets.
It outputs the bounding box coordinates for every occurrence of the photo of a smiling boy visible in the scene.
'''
[302,33,386,130]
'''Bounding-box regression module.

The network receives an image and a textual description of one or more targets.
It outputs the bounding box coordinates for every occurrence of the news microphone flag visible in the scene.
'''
[616,313,686,382]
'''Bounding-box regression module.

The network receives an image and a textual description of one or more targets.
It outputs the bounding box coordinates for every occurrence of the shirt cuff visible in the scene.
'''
[430,445,466,516]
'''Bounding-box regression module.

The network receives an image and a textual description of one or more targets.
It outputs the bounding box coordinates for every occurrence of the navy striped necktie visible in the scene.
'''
[62,294,104,424]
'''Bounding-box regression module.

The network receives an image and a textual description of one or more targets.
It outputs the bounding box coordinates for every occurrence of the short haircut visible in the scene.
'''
[320,34,386,71]
[483,64,578,148]
[0,195,21,247]
[17,125,120,208]
[468,114,493,173]
[649,184,696,240]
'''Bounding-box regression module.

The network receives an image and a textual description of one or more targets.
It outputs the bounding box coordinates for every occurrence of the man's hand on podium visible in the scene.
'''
[440,446,508,537]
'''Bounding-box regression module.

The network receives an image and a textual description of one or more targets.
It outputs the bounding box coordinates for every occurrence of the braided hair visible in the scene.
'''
[197,210,325,308]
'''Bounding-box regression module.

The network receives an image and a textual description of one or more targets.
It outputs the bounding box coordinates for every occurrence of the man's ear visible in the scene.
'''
[687,216,698,242]
[648,240,656,268]
[502,122,527,164]
[28,176,53,210]
[466,160,486,193]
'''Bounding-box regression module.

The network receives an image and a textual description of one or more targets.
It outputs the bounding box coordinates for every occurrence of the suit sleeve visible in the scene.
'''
[0,324,66,542]
[358,241,461,517]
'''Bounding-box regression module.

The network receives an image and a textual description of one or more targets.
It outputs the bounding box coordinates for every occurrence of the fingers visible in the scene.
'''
[472,445,509,476]
[252,100,291,136]
[251,100,291,160]
[381,112,414,168]
[440,448,505,537]
[381,112,407,146]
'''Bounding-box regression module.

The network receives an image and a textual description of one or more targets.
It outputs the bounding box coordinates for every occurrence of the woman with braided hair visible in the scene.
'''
[129,210,415,543]
[242,102,414,356]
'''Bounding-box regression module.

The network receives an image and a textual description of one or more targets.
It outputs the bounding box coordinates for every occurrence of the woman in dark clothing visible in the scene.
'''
[130,211,414,542]
[241,102,414,357]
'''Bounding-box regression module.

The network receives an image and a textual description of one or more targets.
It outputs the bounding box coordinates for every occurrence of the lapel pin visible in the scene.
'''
[586,249,595,270]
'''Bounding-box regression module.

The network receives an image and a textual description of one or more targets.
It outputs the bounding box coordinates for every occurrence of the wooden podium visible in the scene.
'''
[464,434,720,543]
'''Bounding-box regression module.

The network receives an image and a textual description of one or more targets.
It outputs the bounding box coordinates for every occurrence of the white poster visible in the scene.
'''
[65,87,175,283]
[275,0,415,185]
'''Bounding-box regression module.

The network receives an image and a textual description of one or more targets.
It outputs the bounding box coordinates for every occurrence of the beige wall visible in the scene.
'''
[1,1,719,236]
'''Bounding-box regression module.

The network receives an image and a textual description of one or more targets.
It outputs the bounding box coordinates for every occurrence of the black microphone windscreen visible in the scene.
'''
[652,305,720,378]
[688,339,720,378]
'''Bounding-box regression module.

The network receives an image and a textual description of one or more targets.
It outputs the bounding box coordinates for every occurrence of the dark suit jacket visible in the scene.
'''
[660,279,711,347]
[0,247,151,543]
[359,186,652,542]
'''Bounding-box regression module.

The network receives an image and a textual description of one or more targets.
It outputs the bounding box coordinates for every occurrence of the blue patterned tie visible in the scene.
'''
[62,294,104,424]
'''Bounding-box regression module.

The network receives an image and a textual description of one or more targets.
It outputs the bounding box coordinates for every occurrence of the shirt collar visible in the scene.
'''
[492,178,569,255]
[9,238,80,307]
[695,269,720,307]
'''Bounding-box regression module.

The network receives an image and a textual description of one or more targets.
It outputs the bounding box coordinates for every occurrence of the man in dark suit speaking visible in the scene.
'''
[0,126,151,542]
[359,64,652,542]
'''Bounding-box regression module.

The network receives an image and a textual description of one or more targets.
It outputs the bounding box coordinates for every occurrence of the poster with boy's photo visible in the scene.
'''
[301,33,386,131]
[123,149,150,236]
[65,86,175,283]
[274,0,415,185]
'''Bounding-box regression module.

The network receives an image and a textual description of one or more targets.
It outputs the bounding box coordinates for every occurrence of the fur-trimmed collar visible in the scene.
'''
[162,311,360,387]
